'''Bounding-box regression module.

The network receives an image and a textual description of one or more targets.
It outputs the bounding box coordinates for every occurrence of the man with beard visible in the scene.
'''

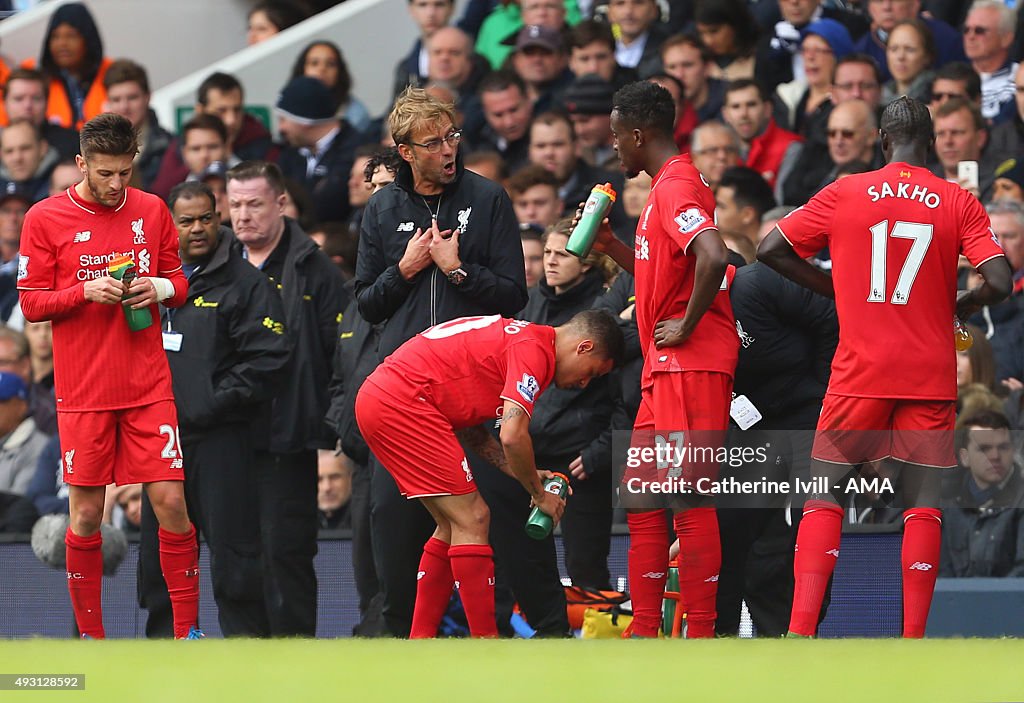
[16,113,201,639]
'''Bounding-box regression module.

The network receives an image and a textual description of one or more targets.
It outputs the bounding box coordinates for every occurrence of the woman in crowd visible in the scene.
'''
[957,324,998,397]
[882,19,936,105]
[775,19,852,135]
[693,0,759,81]
[292,40,371,132]
[247,1,312,45]
[31,2,112,129]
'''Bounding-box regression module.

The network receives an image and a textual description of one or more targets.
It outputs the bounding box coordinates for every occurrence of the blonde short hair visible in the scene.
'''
[388,87,457,147]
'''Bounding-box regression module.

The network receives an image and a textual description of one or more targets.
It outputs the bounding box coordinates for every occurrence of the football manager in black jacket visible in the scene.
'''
[139,181,291,637]
[355,87,573,637]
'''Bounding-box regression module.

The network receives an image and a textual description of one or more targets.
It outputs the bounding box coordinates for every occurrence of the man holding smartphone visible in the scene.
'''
[931,97,997,197]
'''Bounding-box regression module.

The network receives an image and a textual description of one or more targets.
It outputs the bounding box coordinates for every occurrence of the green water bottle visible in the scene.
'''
[108,256,153,332]
[566,183,617,258]
[525,472,569,540]
[662,560,680,637]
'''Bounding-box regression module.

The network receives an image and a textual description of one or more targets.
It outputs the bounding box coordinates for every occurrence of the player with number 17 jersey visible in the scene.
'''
[777,161,1004,403]
[17,186,187,411]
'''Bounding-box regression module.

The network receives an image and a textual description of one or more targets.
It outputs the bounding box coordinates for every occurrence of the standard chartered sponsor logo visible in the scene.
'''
[76,250,135,281]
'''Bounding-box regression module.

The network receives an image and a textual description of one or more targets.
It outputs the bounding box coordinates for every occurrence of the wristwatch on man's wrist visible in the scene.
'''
[446,267,468,286]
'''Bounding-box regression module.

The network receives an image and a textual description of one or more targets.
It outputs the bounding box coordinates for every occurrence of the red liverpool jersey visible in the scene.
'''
[18,187,186,411]
[364,315,556,429]
[633,156,739,382]
[777,161,1005,400]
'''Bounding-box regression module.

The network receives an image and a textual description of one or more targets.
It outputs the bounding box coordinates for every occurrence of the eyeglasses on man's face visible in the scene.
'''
[407,130,463,153]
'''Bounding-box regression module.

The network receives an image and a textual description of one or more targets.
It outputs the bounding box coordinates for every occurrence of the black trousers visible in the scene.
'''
[369,451,570,638]
[473,457,570,637]
[715,422,824,637]
[349,459,383,636]
[368,456,437,637]
[715,506,795,637]
[138,424,267,637]
[559,468,613,590]
[253,449,319,637]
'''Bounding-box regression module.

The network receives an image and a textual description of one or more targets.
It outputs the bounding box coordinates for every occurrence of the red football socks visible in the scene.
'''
[902,508,942,639]
[158,525,200,639]
[65,527,104,639]
[627,510,669,637]
[673,507,721,639]
[789,500,844,637]
[449,544,497,638]
[410,537,455,639]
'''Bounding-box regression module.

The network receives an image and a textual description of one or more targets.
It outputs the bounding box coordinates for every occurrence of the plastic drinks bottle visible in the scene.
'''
[108,255,153,332]
[525,473,570,539]
[566,183,617,258]
[954,317,973,351]
[663,560,680,636]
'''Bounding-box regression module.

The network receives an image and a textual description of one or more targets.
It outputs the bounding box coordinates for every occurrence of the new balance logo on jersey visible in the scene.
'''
[635,234,650,260]
[826,548,840,558]
[63,449,75,474]
[704,574,719,583]
[909,562,933,571]
[132,218,146,244]
[138,249,151,274]
[417,571,426,580]
[397,221,415,232]
[73,231,91,243]
[456,207,472,234]
[641,572,665,579]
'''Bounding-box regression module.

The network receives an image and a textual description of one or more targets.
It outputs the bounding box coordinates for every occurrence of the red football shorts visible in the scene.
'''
[355,384,477,499]
[812,394,956,468]
[57,400,185,486]
[622,371,732,497]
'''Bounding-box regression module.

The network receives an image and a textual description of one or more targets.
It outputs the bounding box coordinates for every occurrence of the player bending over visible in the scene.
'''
[355,310,623,637]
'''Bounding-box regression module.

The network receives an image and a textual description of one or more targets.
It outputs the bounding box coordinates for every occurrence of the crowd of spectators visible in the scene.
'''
[0,0,1022,636]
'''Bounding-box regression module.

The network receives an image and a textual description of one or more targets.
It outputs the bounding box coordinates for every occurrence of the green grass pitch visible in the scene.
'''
[2,639,1022,702]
